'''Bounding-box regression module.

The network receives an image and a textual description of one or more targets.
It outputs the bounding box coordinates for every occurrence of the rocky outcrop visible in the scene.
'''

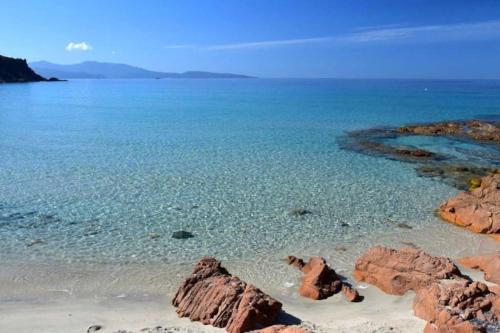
[413,281,499,333]
[339,120,500,191]
[0,55,48,83]
[249,325,311,333]
[286,256,359,302]
[353,246,463,295]
[172,257,282,333]
[459,254,500,285]
[397,120,500,143]
[438,174,500,241]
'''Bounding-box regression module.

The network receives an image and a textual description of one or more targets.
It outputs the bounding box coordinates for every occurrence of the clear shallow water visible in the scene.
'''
[1,79,499,267]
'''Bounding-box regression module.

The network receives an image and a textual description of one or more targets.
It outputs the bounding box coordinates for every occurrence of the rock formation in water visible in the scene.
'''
[439,173,500,241]
[459,254,500,285]
[172,257,282,333]
[339,120,500,190]
[286,256,360,302]
[398,120,500,143]
[353,246,463,295]
[0,55,55,83]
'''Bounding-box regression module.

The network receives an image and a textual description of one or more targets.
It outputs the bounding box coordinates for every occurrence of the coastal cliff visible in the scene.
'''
[0,55,53,83]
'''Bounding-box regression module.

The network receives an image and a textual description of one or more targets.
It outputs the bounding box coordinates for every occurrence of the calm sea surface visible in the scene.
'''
[1,79,499,267]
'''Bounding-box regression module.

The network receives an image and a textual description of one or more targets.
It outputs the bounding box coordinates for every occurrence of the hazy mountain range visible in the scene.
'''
[30,61,253,79]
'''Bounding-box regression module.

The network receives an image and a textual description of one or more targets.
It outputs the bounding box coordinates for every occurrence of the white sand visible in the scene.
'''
[1,224,497,333]
[0,286,426,333]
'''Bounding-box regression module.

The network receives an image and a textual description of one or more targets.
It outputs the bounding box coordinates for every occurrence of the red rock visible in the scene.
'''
[459,254,500,285]
[353,246,463,295]
[250,325,311,333]
[172,257,282,333]
[286,256,338,300]
[299,256,342,300]
[287,256,359,301]
[341,284,360,302]
[438,174,500,241]
[413,281,498,333]
[397,120,500,142]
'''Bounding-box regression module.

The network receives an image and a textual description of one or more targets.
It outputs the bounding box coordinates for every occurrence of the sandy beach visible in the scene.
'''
[2,222,497,333]
[2,267,495,333]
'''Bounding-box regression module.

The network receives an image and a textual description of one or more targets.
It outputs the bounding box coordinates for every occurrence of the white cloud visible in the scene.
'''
[163,20,500,51]
[66,42,93,51]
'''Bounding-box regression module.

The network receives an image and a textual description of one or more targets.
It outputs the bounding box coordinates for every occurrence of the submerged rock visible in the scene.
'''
[353,246,463,295]
[339,120,500,190]
[438,173,500,241]
[172,230,194,239]
[416,164,493,191]
[286,256,359,302]
[289,209,312,217]
[413,280,499,333]
[172,257,282,333]
[459,254,500,285]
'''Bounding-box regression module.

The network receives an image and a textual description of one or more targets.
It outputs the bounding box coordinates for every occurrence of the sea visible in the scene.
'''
[1,79,499,295]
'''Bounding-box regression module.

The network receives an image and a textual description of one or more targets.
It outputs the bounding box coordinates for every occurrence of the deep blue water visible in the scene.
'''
[0,79,499,265]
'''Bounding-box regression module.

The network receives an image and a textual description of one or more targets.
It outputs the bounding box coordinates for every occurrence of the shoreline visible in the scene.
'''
[1,222,497,333]
[1,266,492,333]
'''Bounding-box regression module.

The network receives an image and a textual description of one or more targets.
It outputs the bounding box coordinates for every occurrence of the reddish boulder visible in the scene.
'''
[250,325,311,333]
[341,284,360,302]
[438,174,500,241]
[353,246,463,295]
[172,257,282,333]
[413,281,499,333]
[459,254,500,285]
[286,256,359,302]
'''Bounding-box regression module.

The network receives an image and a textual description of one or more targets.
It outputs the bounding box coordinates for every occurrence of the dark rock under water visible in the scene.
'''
[171,230,194,239]
[338,119,500,190]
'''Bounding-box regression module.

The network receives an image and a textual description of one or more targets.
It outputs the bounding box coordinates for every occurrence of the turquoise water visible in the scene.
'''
[1,79,499,266]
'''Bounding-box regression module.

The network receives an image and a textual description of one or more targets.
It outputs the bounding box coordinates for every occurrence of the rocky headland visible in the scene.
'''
[0,54,60,83]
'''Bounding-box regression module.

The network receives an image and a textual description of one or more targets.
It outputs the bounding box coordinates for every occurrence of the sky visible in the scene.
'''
[1,0,500,79]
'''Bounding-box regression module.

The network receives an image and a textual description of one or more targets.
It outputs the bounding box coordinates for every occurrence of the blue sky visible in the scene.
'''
[2,0,500,78]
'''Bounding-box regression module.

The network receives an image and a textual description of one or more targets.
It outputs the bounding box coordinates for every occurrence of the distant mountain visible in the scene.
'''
[30,61,253,79]
[0,55,48,83]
